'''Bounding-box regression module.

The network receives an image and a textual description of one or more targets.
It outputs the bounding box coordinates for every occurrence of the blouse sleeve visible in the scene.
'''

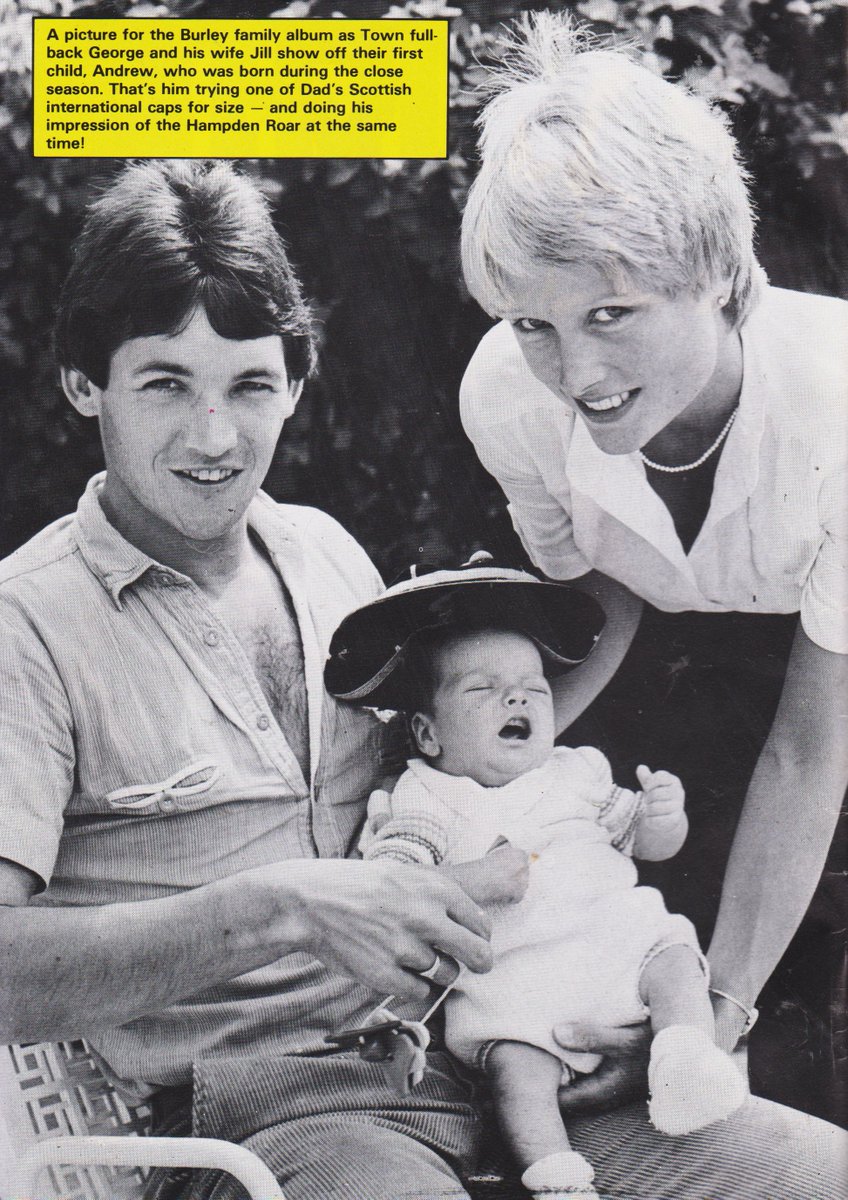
[460,323,592,581]
[801,465,848,654]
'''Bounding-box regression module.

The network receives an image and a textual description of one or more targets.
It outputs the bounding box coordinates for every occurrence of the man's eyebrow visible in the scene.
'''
[133,360,192,376]
[232,367,285,381]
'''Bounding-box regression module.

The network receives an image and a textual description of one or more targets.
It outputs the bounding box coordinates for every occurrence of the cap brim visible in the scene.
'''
[325,576,604,708]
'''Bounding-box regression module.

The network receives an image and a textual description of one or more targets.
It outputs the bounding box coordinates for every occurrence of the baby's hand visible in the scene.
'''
[635,765,685,826]
[632,767,687,860]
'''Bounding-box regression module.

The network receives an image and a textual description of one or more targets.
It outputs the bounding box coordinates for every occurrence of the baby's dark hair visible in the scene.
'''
[391,621,551,716]
[55,159,317,388]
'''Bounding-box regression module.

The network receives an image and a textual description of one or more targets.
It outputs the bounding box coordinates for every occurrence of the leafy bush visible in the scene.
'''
[1,0,845,571]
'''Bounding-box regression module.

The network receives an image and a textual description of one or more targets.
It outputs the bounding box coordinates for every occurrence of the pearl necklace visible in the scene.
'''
[640,408,738,474]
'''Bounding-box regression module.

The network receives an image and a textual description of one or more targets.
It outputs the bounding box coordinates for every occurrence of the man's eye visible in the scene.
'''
[232,380,278,399]
[512,318,550,333]
[143,377,185,393]
[590,306,631,325]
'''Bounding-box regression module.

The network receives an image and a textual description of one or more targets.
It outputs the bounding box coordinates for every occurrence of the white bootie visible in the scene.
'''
[521,1150,599,1199]
[649,1024,748,1136]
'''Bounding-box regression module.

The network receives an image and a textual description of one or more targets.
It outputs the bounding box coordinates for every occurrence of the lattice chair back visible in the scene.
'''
[0,1039,285,1200]
[1,1039,150,1199]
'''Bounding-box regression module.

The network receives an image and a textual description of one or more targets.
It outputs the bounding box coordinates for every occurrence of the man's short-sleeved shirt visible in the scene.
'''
[461,287,848,654]
[0,475,393,1096]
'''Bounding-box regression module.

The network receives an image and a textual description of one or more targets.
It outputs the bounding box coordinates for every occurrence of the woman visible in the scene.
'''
[459,13,847,1110]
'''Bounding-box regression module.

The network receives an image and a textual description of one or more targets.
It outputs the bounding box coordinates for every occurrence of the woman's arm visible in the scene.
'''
[707,624,848,1050]
[551,571,643,736]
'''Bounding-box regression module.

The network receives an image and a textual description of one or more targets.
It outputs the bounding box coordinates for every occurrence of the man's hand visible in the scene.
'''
[554,1020,651,1114]
[441,842,530,907]
[633,766,688,860]
[253,858,492,1002]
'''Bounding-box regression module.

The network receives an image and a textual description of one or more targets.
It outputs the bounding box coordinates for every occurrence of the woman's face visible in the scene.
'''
[498,260,739,456]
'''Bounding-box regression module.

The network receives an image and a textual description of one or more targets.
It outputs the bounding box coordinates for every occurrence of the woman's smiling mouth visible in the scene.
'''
[576,387,641,418]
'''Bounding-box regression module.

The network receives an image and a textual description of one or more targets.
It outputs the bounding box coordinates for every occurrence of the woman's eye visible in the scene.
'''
[512,317,551,334]
[590,306,631,325]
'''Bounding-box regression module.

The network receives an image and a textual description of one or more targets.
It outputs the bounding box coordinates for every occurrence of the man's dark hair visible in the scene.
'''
[55,159,317,388]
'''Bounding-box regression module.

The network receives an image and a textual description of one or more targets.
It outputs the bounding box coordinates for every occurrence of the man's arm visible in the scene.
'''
[551,572,643,737]
[0,855,492,1045]
[707,624,848,1049]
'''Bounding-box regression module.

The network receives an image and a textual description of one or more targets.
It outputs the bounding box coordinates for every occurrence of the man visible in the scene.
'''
[0,159,843,1200]
[0,159,496,1199]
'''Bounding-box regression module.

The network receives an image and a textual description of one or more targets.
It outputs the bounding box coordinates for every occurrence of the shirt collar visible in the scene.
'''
[74,472,299,611]
[75,473,156,609]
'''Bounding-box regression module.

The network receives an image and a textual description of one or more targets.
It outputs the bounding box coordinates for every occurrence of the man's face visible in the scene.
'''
[414,630,556,788]
[68,307,300,547]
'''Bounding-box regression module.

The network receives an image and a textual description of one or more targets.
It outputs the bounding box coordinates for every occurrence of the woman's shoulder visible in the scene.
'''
[748,288,847,405]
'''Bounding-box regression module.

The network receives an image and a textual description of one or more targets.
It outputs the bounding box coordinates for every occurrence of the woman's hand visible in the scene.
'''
[554,1020,651,1114]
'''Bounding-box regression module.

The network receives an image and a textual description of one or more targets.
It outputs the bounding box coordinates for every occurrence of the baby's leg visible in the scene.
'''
[486,1040,597,1199]
[639,945,746,1136]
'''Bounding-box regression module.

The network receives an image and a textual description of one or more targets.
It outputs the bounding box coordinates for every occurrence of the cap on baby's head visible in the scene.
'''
[324,553,605,711]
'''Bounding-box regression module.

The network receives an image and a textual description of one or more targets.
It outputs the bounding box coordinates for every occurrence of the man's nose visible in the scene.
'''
[184,402,238,458]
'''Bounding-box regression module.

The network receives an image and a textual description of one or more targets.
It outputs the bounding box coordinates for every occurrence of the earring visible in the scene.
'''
[717,296,729,308]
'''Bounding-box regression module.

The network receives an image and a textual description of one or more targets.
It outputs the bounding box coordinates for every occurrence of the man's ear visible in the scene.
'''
[410,712,440,759]
[61,366,103,418]
[289,377,305,405]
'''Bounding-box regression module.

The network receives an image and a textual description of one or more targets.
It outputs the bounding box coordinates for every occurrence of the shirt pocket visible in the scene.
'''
[102,759,224,818]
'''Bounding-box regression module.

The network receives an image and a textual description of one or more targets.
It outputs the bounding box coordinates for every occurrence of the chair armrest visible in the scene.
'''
[13,1134,285,1200]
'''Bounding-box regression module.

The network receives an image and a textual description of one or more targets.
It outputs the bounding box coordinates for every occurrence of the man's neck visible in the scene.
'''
[98,475,254,595]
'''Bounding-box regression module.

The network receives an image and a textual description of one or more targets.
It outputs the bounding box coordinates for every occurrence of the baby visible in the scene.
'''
[326,563,746,1200]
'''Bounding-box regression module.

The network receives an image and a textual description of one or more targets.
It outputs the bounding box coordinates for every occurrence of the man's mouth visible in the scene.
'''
[498,715,531,741]
[173,467,241,485]
[576,388,640,418]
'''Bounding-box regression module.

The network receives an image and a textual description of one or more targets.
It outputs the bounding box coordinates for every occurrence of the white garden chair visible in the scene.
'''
[0,1039,284,1200]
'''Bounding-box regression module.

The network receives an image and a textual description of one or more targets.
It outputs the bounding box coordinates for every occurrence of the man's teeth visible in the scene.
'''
[181,468,236,482]
[583,390,634,412]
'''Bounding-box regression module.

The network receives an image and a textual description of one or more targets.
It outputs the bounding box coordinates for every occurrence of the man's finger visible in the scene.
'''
[553,1020,650,1055]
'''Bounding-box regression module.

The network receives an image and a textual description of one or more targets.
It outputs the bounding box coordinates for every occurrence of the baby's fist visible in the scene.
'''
[636,765,685,817]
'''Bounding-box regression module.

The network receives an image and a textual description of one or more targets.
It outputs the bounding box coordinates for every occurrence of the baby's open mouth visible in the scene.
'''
[499,715,530,741]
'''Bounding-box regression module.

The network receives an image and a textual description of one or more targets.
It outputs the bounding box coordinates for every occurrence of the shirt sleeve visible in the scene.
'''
[363,770,450,866]
[460,323,592,581]
[0,602,75,889]
[800,465,848,654]
[569,746,645,856]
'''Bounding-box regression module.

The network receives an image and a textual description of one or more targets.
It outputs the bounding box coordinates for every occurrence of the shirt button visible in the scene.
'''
[203,629,220,647]
[159,796,175,812]
[256,714,271,731]
[159,574,175,587]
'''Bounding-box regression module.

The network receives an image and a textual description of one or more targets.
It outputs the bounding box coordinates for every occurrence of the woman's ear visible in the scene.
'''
[410,711,440,759]
[61,366,103,418]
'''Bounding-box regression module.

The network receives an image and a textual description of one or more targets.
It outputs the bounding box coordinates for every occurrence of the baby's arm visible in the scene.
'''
[631,765,688,861]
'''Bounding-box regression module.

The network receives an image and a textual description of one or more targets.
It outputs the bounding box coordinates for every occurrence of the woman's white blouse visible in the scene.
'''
[460,287,847,655]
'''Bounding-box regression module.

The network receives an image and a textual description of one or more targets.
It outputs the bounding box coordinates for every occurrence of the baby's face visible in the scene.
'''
[415,630,556,787]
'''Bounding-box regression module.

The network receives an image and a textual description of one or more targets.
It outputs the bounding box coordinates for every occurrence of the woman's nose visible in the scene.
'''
[540,332,604,400]
[504,688,528,707]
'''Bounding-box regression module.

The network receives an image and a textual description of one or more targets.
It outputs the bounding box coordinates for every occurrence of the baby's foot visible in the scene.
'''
[649,1024,747,1136]
[521,1150,599,1199]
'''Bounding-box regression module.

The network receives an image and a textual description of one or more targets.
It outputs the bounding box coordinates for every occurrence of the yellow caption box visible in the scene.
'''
[33,18,448,158]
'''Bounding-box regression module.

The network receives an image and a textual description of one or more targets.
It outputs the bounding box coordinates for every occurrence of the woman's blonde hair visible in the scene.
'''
[461,12,765,326]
